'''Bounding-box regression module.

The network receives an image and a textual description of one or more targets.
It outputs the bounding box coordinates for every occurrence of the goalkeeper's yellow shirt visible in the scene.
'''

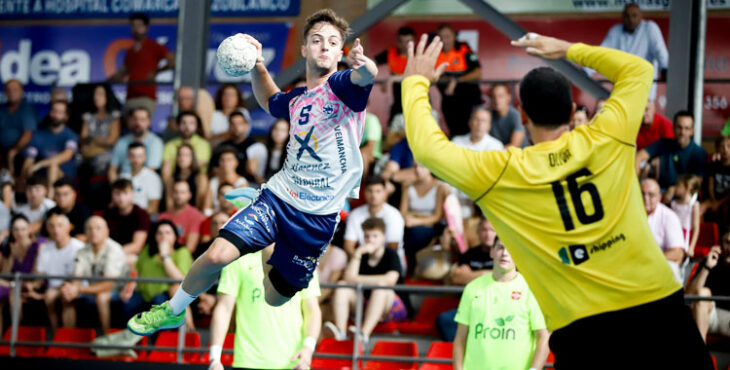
[403,43,680,331]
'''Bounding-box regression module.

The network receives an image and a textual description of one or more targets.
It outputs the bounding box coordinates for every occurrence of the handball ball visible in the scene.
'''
[217,35,258,77]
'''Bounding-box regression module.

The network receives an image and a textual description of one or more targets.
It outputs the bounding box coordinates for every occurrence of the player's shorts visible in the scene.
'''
[709,306,730,336]
[219,188,339,297]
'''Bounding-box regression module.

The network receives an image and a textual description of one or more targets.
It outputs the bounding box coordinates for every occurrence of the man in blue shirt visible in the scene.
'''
[636,110,707,201]
[0,80,37,174]
[22,101,78,188]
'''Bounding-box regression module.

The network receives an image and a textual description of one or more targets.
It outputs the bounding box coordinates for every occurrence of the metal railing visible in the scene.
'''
[0,272,726,369]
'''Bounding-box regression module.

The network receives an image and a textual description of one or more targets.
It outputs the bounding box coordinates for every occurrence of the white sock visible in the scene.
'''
[168,286,197,315]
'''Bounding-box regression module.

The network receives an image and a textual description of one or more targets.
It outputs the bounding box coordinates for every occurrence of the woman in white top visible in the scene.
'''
[399,162,450,275]
[205,146,248,215]
[670,174,701,257]
[211,84,252,144]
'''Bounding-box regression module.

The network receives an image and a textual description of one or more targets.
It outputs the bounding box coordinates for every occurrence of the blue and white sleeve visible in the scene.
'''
[268,87,305,120]
[329,70,373,112]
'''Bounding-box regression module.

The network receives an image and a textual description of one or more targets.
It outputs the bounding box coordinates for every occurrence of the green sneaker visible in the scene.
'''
[127,302,185,336]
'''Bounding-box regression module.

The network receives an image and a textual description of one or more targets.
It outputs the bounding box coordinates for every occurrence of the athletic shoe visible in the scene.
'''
[127,302,185,336]
[324,321,347,341]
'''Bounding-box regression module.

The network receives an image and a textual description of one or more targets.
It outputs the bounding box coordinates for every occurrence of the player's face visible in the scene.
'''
[469,109,491,138]
[302,22,343,73]
[179,115,198,139]
[491,86,511,113]
[641,180,661,214]
[128,147,147,169]
[86,218,108,246]
[674,116,694,148]
[365,184,387,207]
[490,242,515,271]
[53,185,76,210]
[363,229,386,249]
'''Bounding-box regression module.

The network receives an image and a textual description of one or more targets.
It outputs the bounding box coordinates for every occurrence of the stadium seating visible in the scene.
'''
[311,338,363,370]
[695,222,719,259]
[397,297,460,336]
[364,340,418,370]
[145,331,201,363]
[44,327,96,360]
[419,341,453,370]
[197,332,235,366]
[0,326,46,357]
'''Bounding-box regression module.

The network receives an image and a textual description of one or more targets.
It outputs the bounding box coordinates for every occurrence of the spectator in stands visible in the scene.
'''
[361,109,383,179]
[22,101,78,188]
[162,111,212,184]
[212,111,266,183]
[208,245,321,370]
[0,215,43,334]
[211,84,252,143]
[453,237,549,370]
[594,98,608,116]
[637,99,673,150]
[317,244,348,304]
[1,79,37,175]
[206,147,248,214]
[704,136,730,234]
[437,217,496,341]
[166,143,207,211]
[109,12,175,117]
[47,177,91,241]
[120,142,162,215]
[103,179,151,261]
[344,176,405,269]
[400,162,450,276]
[490,83,525,148]
[13,175,55,235]
[327,218,406,343]
[124,220,193,328]
[35,211,84,332]
[195,211,230,259]
[60,216,126,333]
[374,26,414,122]
[570,105,590,130]
[688,237,730,342]
[108,107,164,182]
[436,24,482,137]
[599,3,668,96]
[262,119,290,180]
[670,175,701,258]
[79,84,121,176]
[166,86,215,141]
[199,183,236,245]
[380,137,415,196]
[642,178,686,282]
[637,111,706,199]
[158,180,204,254]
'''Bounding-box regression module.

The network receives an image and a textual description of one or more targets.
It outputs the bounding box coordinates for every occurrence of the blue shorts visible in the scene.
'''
[219,188,339,295]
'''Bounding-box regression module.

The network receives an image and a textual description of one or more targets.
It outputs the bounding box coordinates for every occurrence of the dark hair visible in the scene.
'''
[6,214,30,247]
[216,146,240,165]
[174,143,200,176]
[214,84,244,111]
[147,220,182,257]
[303,8,350,41]
[398,26,415,36]
[51,100,70,114]
[217,182,235,196]
[470,105,491,120]
[89,84,119,114]
[436,23,454,33]
[264,119,290,178]
[229,111,247,124]
[127,141,146,152]
[365,176,386,188]
[361,217,386,233]
[26,174,46,188]
[177,111,203,136]
[129,106,150,119]
[673,110,694,126]
[715,135,730,148]
[576,105,589,115]
[129,12,150,25]
[519,67,573,128]
[111,178,134,192]
[53,176,75,189]
[491,83,511,97]
[46,207,67,219]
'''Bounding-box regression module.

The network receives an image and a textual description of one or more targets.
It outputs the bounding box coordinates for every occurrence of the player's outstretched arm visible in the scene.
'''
[402,35,508,200]
[347,38,378,87]
[236,34,281,113]
[513,33,653,144]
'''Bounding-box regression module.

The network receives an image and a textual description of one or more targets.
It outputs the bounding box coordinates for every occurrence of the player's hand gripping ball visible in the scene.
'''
[217,35,258,77]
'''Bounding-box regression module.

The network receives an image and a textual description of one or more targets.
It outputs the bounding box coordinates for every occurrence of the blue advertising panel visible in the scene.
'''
[0,0,299,20]
[0,22,292,135]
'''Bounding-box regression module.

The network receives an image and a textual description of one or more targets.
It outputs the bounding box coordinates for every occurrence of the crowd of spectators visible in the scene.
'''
[0,6,729,359]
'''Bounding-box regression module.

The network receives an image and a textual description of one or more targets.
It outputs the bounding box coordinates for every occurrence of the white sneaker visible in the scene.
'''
[348,325,369,347]
[324,321,347,341]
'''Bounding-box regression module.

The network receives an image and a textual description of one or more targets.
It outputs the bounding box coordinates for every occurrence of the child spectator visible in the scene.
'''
[670,175,701,257]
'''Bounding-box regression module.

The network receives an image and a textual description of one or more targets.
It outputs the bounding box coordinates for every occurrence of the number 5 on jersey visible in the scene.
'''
[550,168,605,231]
[298,105,313,125]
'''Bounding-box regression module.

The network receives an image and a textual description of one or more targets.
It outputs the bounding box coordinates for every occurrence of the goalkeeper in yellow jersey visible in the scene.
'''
[402,34,712,369]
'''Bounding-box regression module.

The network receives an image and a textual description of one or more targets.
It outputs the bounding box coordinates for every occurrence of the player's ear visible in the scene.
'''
[301,44,306,58]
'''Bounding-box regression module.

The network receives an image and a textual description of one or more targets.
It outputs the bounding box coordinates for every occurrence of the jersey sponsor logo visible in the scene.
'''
[511,291,522,301]
[474,316,516,341]
[548,148,572,167]
[334,125,347,174]
[285,187,334,202]
[292,254,318,270]
[290,162,331,172]
[292,174,331,188]
[558,245,590,265]
[322,101,339,119]
[295,127,322,162]
[252,288,262,303]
